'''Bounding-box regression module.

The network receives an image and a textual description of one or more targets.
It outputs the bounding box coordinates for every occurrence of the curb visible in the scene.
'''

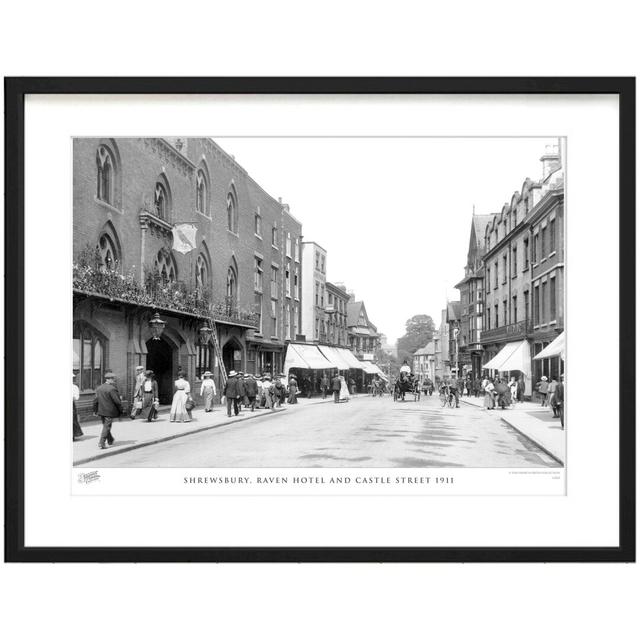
[461,399,564,465]
[74,406,288,466]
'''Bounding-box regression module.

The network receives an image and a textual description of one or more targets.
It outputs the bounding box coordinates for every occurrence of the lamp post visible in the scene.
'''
[148,312,166,340]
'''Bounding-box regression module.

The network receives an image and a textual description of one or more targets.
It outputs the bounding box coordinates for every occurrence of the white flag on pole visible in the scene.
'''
[172,224,197,254]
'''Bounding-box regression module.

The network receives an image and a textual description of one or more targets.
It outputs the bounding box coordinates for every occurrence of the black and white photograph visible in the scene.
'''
[72,135,566,474]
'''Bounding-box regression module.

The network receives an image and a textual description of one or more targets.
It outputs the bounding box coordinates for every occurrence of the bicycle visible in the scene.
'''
[439,390,456,408]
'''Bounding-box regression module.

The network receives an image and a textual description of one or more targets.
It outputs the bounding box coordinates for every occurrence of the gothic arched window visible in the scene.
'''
[155,250,177,284]
[97,233,119,271]
[196,170,207,214]
[227,189,238,233]
[226,266,237,300]
[73,322,107,391]
[195,253,208,291]
[154,182,168,220]
[96,146,114,204]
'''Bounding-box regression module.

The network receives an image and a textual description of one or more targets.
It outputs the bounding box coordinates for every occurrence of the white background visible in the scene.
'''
[26,94,611,547]
[1,2,638,640]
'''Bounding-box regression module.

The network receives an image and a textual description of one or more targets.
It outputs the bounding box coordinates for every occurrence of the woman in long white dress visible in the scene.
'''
[339,375,350,402]
[199,371,216,412]
[170,372,191,422]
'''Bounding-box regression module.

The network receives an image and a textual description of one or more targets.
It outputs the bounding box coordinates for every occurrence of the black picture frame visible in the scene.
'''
[4,77,635,563]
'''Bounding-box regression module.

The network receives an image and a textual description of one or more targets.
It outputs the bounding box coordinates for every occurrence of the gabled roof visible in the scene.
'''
[472,214,494,249]
[413,342,435,356]
[347,301,364,327]
[447,301,462,321]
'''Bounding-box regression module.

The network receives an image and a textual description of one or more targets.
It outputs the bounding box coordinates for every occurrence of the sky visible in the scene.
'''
[217,137,558,344]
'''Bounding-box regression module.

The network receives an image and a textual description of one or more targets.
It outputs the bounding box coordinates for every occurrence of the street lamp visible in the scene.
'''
[199,322,213,345]
[148,312,166,340]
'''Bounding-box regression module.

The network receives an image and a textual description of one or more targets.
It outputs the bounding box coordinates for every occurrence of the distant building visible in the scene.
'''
[412,342,435,382]
[300,241,327,342]
[454,214,493,379]
[325,282,350,346]
[347,296,381,362]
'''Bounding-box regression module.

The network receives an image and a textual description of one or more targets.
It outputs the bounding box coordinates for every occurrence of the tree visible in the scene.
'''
[396,314,436,365]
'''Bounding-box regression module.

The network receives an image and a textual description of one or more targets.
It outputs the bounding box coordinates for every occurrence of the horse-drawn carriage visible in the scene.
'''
[393,371,421,402]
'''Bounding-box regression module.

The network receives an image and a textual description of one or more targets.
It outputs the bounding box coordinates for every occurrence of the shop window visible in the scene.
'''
[73,322,106,391]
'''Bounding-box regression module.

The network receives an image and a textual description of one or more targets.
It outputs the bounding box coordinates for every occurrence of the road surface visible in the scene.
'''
[85,394,561,468]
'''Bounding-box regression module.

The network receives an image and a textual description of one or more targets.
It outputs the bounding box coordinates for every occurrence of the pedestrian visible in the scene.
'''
[199,371,216,412]
[170,371,191,422]
[517,375,525,403]
[138,370,159,422]
[287,375,298,404]
[332,372,341,403]
[92,372,122,449]
[536,376,549,406]
[273,376,285,407]
[72,373,83,440]
[495,377,511,409]
[484,379,495,409]
[349,376,356,395]
[262,375,274,410]
[244,373,258,411]
[465,377,473,397]
[509,376,518,404]
[130,365,146,419]
[320,373,329,399]
[255,375,264,409]
[473,377,482,398]
[548,375,560,416]
[450,375,461,408]
[339,375,351,402]
[555,374,565,428]
[222,370,242,417]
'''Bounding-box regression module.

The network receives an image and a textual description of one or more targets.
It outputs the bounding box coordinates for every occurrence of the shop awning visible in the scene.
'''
[483,340,531,378]
[295,343,334,369]
[533,332,565,361]
[284,344,311,375]
[335,347,365,369]
[317,345,352,370]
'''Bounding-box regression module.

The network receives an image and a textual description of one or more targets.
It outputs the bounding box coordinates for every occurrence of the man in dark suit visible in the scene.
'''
[244,374,258,411]
[222,371,242,417]
[93,372,123,449]
[332,374,341,403]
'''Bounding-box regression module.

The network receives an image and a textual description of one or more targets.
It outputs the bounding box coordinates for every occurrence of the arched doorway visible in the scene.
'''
[146,337,175,404]
[222,339,243,374]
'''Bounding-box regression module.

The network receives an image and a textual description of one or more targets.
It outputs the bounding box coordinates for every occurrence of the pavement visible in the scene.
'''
[73,394,346,466]
[76,393,561,468]
[459,395,565,464]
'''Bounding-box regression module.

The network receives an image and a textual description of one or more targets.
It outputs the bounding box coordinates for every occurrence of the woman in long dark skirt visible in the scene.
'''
[72,373,83,440]
[139,370,159,421]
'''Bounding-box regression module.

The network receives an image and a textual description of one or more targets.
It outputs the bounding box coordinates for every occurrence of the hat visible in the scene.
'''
[136,365,144,371]
[145,370,154,376]
[229,370,237,377]
[244,373,251,378]
[264,374,271,380]
[105,372,116,379]
[203,371,212,377]
[72,372,76,378]
[541,376,548,381]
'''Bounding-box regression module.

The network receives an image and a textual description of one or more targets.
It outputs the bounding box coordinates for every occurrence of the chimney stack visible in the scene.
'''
[540,144,561,180]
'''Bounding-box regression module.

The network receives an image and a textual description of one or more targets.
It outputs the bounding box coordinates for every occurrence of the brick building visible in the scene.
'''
[325,282,350,346]
[454,214,493,380]
[480,143,564,395]
[73,137,301,418]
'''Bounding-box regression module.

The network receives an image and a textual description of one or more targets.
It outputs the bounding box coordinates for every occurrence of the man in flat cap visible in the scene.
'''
[93,372,122,449]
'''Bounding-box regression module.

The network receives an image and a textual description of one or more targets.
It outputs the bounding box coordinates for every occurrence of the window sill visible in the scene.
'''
[254,288,263,295]
[548,251,557,258]
[523,265,529,272]
[227,230,240,238]
[549,320,557,325]
[272,244,279,250]
[511,274,518,279]
[540,257,547,264]
[94,197,123,215]
[255,234,263,241]
[196,210,212,221]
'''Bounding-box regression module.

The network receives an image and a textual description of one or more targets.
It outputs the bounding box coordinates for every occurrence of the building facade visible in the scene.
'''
[300,241,327,342]
[480,144,564,395]
[73,137,302,418]
[347,297,381,362]
[454,214,493,380]
[325,282,350,346]
[412,342,435,382]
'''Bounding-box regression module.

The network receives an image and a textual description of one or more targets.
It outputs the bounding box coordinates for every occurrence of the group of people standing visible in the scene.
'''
[534,374,565,427]
[221,370,290,417]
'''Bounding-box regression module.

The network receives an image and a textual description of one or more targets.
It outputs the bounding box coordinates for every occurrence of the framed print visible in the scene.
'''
[4,77,635,562]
